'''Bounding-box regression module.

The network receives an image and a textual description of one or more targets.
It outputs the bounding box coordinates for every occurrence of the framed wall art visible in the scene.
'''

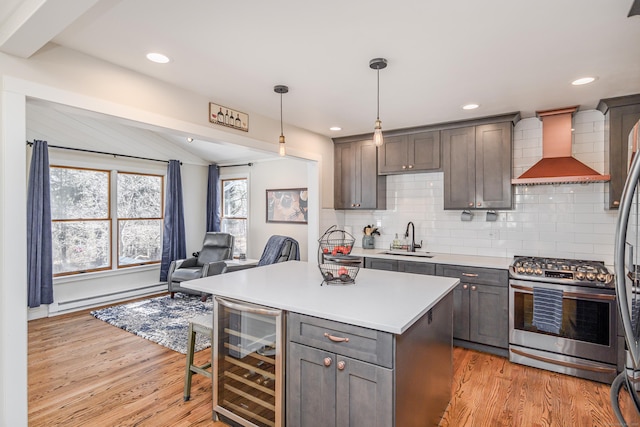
[266,188,308,224]
[209,102,249,132]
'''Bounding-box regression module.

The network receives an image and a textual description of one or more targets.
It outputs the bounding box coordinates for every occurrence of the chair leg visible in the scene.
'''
[184,323,196,401]
[170,292,175,299]
[200,294,208,302]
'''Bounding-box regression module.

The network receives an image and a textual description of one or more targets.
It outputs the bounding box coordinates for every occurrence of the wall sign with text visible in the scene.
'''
[209,103,249,132]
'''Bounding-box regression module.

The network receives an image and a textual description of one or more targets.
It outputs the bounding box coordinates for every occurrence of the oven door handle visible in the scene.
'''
[510,347,617,375]
[509,284,616,301]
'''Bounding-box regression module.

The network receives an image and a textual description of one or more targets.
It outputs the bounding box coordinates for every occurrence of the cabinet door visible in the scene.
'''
[377,135,408,174]
[469,284,508,348]
[287,342,337,427]
[607,104,640,209]
[335,356,393,427]
[364,258,398,271]
[409,130,440,171]
[475,123,512,209]
[358,140,386,209]
[334,142,355,209]
[442,126,476,209]
[453,282,470,341]
[397,260,435,275]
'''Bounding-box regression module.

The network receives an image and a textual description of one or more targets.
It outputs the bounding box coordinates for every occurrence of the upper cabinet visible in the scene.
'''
[597,94,640,209]
[334,138,386,210]
[442,121,514,210]
[377,130,440,174]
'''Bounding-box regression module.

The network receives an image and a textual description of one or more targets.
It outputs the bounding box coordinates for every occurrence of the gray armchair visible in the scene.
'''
[167,232,235,299]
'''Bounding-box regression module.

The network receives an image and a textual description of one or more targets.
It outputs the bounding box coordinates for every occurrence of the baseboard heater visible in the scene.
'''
[48,283,167,315]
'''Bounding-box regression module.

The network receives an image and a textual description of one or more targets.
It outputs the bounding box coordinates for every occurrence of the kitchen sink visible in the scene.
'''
[379,250,434,258]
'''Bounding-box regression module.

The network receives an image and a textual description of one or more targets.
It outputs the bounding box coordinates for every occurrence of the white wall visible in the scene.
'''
[333,110,619,265]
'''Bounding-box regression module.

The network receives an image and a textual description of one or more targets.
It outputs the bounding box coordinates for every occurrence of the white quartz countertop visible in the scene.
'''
[351,248,512,270]
[182,261,458,335]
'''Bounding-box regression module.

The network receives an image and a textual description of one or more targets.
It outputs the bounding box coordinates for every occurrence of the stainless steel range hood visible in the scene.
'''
[511,106,610,185]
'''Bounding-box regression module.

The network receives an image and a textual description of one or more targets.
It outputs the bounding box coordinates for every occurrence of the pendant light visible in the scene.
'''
[274,85,289,156]
[370,58,387,147]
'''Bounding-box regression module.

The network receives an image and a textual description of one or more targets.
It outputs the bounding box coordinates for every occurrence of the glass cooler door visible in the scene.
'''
[213,297,283,427]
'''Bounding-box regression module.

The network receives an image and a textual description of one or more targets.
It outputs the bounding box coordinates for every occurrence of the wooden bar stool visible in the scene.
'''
[184,314,213,401]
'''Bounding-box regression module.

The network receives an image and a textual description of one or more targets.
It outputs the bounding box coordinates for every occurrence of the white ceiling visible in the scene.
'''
[3,0,640,163]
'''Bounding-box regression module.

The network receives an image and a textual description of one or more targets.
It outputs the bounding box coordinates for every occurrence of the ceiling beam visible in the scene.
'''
[0,0,99,58]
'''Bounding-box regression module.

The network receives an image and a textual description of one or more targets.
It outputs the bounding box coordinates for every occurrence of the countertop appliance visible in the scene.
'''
[611,130,640,423]
[509,255,617,383]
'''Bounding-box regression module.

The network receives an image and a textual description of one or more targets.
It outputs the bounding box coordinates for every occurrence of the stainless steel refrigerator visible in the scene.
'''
[612,132,640,424]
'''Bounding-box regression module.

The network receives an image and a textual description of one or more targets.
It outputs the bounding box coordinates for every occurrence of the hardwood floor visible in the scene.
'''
[29,300,635,426]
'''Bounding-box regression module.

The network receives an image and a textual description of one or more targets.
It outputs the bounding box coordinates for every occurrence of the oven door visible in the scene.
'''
[509,279,617,370]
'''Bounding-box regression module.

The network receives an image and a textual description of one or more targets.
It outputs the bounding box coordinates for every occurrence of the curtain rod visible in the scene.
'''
[26,141,177,165]
[219,162,253,168]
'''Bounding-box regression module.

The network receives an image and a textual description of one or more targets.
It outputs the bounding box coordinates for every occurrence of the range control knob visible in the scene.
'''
[525,267,533,274]
[596,273,606,282]
[518,267,525,274]
[534,268,543,275]
[586,272,596,281]
[575,272,585,281]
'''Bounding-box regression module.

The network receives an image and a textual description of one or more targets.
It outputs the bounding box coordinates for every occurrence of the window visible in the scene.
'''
[50,167,111,275]
[50,166,164,276]
[221,178,247,257]
[117,172,163,267]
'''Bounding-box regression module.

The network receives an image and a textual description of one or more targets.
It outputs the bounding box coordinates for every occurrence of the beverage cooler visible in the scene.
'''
[213,297,284,427]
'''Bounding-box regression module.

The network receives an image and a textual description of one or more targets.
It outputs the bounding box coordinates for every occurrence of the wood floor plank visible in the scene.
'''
[28,298,637,426]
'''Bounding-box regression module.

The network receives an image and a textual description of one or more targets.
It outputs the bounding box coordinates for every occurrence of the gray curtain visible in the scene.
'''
[27,140,53,307]
[160,160,186,281]
[206,164,221,232]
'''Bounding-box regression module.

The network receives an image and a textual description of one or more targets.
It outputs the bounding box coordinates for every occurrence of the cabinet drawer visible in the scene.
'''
[397,260,435,275]
[288,313,393,369]
[436,264,507,286]
[364,258,398,271]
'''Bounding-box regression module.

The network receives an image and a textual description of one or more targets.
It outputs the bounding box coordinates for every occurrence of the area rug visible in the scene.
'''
[90,294,213,354]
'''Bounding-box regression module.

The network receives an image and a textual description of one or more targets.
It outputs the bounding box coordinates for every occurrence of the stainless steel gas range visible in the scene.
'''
[508,256,617,383]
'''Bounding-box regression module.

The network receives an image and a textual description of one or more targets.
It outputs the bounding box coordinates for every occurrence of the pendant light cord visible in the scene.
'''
[280,93,284,136]
[376,68,380,120]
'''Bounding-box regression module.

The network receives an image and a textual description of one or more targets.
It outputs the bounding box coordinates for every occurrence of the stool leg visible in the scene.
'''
[184,323,196,401]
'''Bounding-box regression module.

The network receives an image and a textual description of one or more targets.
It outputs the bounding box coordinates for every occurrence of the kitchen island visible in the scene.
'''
[184,260,459,427]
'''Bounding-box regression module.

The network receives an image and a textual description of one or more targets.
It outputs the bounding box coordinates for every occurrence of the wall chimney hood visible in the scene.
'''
[511,106,610,185]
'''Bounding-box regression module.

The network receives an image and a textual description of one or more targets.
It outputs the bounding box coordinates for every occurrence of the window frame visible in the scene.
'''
[50,165,165,277]
[220,175,249,258]
[116,171,165,269]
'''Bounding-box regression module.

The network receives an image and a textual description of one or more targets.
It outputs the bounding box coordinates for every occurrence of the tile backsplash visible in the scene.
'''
[321,109,619,265]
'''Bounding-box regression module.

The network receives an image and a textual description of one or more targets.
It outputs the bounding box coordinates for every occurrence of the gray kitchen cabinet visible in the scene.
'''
[597,94,640,209]
[364,258,435,275]
[397,260,435,275]
[364,257,397,271]
[287,303,453,427]
[378,130,440,174]
[334,138,386,210]
[442,122,513,210]
[436,264,509,354]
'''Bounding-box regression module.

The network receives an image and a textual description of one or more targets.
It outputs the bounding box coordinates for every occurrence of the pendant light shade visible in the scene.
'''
[274,85,289,156]
[370,58,387,147]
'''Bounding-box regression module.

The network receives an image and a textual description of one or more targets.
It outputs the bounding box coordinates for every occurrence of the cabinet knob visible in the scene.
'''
[468,202,474,207]
[337,361,346,371]
[471,285,477,291]
[408,164,414,169]
[351,203,356,207]
[402,165,407,169]
[613,200,620,206]
[477,202,482,207]
[356,203,361,207]
[324,357,332,367]
[463,284,468,290]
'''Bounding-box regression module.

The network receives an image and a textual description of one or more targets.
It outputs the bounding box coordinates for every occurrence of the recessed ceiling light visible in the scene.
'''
[146,52,170,64]
[462,103,479,110]
[330,126,342,131]
[572,77,596,86]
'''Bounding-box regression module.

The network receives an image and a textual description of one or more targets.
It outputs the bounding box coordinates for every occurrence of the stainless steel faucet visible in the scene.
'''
[404,222,422,252]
